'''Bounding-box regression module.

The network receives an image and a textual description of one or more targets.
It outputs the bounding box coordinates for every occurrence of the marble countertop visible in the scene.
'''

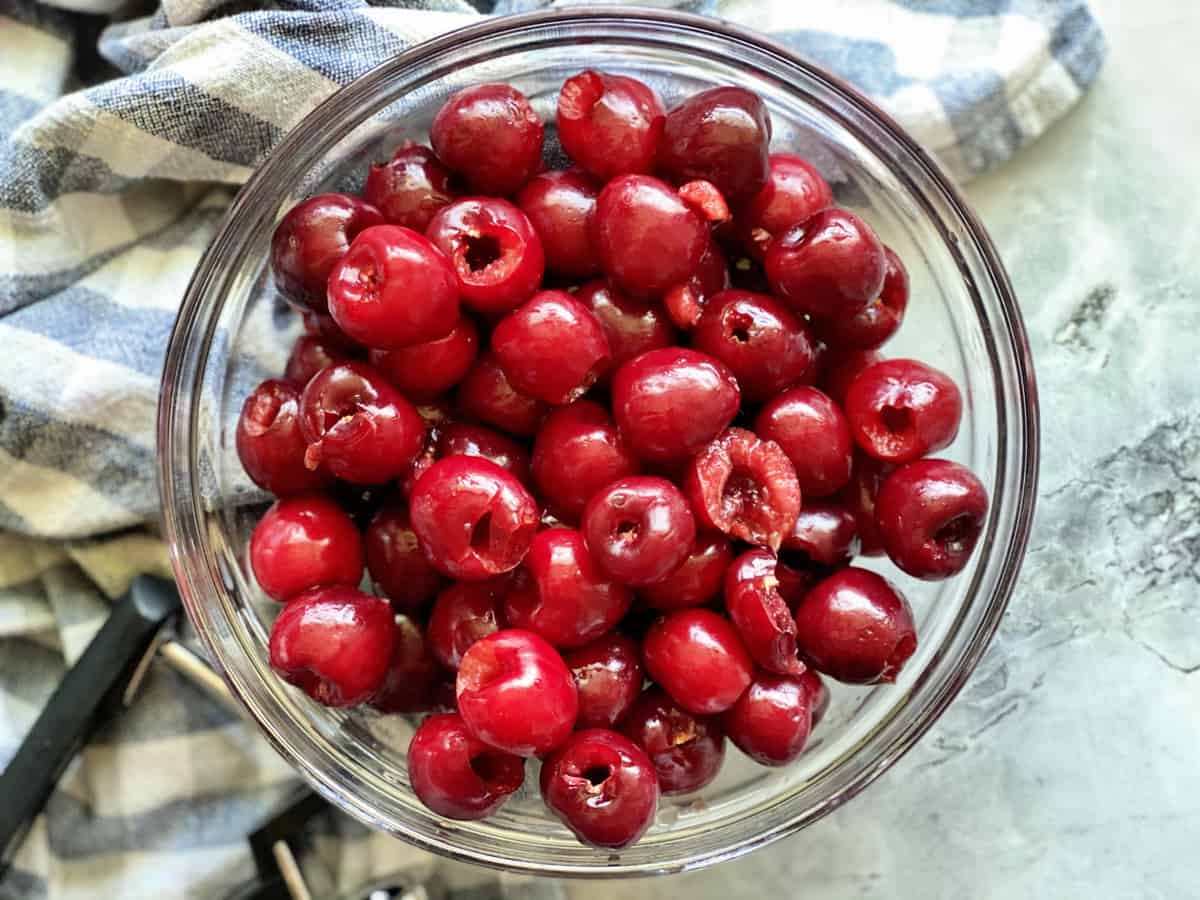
[565,3,1200,897]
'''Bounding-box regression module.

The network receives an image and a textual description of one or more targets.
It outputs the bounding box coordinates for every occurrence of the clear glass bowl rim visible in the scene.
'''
[157,6,1040,879]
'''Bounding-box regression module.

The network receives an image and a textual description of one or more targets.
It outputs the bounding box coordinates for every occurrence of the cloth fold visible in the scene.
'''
[0,1,1104,897]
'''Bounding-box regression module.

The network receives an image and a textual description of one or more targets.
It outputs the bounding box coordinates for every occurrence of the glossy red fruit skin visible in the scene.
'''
[793,567,917,685]
[582,476,697,587]
[268,587,395,707]
[363,143,457,232]
[370,614,442,714]
[875,458,988,580]
[427,579,508,670]
[844,358,963,464]
[456,628,578,756]
[430,83,544,196]
[816,246,909,349]
[531,400,640,522]
[621,688,725,795]
[837,451,893,557]
[799,668,831,726]
[368,316,479,401]
[516,170,602,278]
[426,197,545,316]
[327,225,459,349]
[755,386,853,498]
[820,348,883,408]
[739,153,833,260]
[503,529,634,649]
[593,175,708,298]
[780,502,861,571]
[409,456,539,581]
[285,334,357,387]
[642,609,755,715]
[691,290,817,403]
[364,502,442,612]
[574,279,677,372]
[237,379,332,496]
[270,193,384,312]
[765,208,886,321]
[436,422,531,484]
[722,671,815,766]
[557,70,665,179]
[491,290,612,405]
[658,86,771,204]
[455,351,547,438]
[663,239,731,330]
[540,728,660,849]
[564,633,644,730]
[684,428,801,552]
[724,548,804,675]
[639,532,733,611]
[299,361,426,484]
[250,495,363,603]
[302,310,361,353]
[407,713,525,820]
[611,348,741,465]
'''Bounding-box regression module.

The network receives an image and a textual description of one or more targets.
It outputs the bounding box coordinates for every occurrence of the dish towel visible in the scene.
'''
[0,1,1104,897]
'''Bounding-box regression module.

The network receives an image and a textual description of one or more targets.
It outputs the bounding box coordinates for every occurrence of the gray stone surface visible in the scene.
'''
[564,3,1200,897]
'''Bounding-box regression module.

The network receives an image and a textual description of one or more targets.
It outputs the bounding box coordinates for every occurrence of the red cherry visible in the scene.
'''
[363,143,458,232]
[515,169,603,279]
[844,358,963,464]
[722,671,816,766]
[431,83,544,196]
[364,502,442,612]
[639,532,733,612]
[531,401,640,522]
[368,316,479,401]
[236,379,332,496]
[250,495,363,603]
[427,579,508,671]
[557,70,665,179]
[407,713,524,820]
[723,548,804,675]
[642,609,754,715]
[621,688,725,795]
[564,633,644,730]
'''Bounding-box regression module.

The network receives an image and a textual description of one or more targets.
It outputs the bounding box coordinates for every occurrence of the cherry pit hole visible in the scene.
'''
[464,234,502,272]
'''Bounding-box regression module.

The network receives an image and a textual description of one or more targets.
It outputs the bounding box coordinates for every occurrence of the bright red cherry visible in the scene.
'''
[642,609,754,715]
[531,401,640,522]
[363,143,458,232]
[368,316,479,401]
[427,579,508,670]
[755,386,853,498]
[621,688,725,795]
[639,532,733,612]
[407,713,524,820]
[455,351,547,438]
[236,379,332,496]
[250,495,363,603]
[364,502,442,612]
[516,170,602,279]
[582,476,696,587]
[564,633,644,730]
[738,153,833,260]
[557,70,665,179]
[844,358,963,464]
[724,548,804,675]
[722,671,815,766]
[431,83,544,196]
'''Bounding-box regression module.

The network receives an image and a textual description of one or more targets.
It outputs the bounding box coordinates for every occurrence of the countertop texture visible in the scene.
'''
[567,3,1200,897]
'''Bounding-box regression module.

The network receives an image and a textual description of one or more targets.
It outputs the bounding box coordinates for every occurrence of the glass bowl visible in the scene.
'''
[158,7,1038,878]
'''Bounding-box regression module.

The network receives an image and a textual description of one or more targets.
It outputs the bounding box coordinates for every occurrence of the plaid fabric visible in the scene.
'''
[0,1,1105,897]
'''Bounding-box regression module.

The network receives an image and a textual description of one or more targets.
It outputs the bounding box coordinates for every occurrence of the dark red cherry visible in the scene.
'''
[455,351,548,439]
[581,476,696,587]
[844,358,963,464]
[755,386,853,498]
[564,633,644,730]
[368,316,479,401]
[639,532,733,612]
[370,614,442,714]
[738,153,833,260]
[723,548,804,675]
[436,422,531,484]
[816,246,909,349]
[431,83,544,196]
[515,169,603,279]
[363,143,458,232]
[364,502,442,612]
[722,671,815,766]
[284,334,357,387]
[427,579,508,671]
[574,279,677,372]
[237,379,332,496]
[621,688,725,795]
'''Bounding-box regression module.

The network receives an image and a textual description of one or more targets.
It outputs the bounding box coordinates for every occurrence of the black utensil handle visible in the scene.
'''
[0,575,180,876]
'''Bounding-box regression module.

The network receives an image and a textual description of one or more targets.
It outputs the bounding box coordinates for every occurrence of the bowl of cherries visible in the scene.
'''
[160,8,1038,877]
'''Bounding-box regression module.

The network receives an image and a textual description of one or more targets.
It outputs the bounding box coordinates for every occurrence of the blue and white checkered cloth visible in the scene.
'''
[0,1,1104,897]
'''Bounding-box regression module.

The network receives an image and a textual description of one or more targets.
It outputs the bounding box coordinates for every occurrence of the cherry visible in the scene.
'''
[268,586,395,707]
[426,197,544,316]
[738,153,833,260]
[765,208,885,321]
[455,351,547,438]
[844,358,963,464]
[564,633,644,730]
[364,502,442,612]
[427,579,508,670]
[531,400,640,522]
[816,246,909,349]
[540,729,659,849]
[658,86,771,204]
[299,361,426,484]
[516,170,602,279]
[327,224,458,349]
[639,532,733,612]
[456,629,578,756]
[875,458,988,580]
[409,456,539,580]
[368,316,479,401]
[799,668,830,727]
[301,310,361,353]
[407,713,525,820]
[593,175,708,298]
[684,428,801,551]
[574,279,677,372]
[491,290,611,404]
[503,529,633,649]
[436,422,531,484]
[236,379,332,496]
[370,614,442,714]
[793,567,916,684]
[285,333,356,387]
[820,348,883,408]
[582,476,696,587]
[363,143,458,232]
[723,548,804,675]
[621,688,725,795]
[663,239,731,330]
[250,495,363,603]
[755,386,853,497]
[691,289,817,402]
[780,502,860,571]
[270,193,384,312]
[611,348,740,465]
[431,83,544,196]
[722,671,815,766]
[642,609,754,715]
[557,70,665,179]
[836,451,893,557]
